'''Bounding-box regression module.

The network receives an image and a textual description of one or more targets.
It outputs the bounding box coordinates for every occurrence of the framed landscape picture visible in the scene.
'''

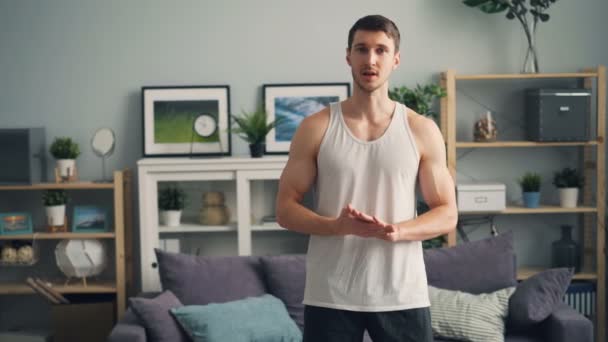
[142,85,231,157]
[263,83,350,154]
[0,212,33,235]
[72,205,109,233]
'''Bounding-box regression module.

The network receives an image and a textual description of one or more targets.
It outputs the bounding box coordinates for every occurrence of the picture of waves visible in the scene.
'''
[274,96,338,141]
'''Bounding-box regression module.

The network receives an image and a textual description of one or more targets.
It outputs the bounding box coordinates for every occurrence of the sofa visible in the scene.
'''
[108,232,593,342]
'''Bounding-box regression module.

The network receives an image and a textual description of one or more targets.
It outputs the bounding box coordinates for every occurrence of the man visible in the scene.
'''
[275,14,458,342]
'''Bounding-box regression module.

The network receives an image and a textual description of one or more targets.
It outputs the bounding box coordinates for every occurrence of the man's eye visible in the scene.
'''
[376,48,386,54]
[356,47,367,53]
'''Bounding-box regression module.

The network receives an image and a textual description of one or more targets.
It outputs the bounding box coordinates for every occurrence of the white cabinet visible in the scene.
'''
[137,156,309,291]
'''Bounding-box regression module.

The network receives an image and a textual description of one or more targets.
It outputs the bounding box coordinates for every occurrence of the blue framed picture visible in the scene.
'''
[0,212,33,235]
[72,206,109,233]
[263,83,350,154]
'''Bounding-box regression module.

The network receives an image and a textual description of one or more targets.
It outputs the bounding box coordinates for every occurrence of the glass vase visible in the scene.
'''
[522,23,539,73]
[551,225,580,272]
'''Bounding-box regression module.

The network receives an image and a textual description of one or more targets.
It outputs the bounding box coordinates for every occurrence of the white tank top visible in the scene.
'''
[302,101,430,311]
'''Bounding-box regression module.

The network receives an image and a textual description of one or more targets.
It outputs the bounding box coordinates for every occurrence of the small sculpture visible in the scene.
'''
[199,191,230,225]
[17,244,34,264]
[474,111,498,142]
[1,246,17,263]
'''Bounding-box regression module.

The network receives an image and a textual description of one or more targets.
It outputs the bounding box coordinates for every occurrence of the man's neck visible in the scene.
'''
[346,85,395,120]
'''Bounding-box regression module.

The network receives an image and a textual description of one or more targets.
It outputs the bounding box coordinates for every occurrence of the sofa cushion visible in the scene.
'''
[171,294,302,342]
[260,254,306,331]
[429,285,515,342]
[508,268,574,330]
[154,249,267,305]
[128,290,187,342]
[424,231,517,294]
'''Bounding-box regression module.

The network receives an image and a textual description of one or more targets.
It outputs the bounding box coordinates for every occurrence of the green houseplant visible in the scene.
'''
[231,108,283,158]
[42,190,68,228]
[461,0,559,73]
[158,185,187,227]
[518,172,541,208]
[388,84,446,123]
[50,137,81,180]
[553,167,583,208]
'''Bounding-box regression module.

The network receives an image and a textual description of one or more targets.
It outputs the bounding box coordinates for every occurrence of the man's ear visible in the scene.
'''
[346,48,352,66]
[393,51,401,70]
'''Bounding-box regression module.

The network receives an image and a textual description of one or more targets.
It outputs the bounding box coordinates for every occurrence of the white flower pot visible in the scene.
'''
[559,188,579,208]
[160,210,182,227]
[46,205,66,226]
[56,159,76,178]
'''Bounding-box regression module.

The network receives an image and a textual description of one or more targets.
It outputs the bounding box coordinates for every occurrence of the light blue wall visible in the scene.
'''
[0,0,607,330]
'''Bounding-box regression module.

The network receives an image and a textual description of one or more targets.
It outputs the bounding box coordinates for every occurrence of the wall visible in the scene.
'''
[0,0,607,330]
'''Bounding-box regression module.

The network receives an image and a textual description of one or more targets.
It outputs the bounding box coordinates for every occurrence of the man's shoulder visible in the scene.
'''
[301,106,331,131]
[405,107,437,135]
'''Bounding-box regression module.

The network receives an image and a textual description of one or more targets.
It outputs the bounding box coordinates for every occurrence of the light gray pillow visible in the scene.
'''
[429,285,516,342]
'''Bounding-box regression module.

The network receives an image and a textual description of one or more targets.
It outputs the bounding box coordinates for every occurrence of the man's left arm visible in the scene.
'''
[395,117,458,241]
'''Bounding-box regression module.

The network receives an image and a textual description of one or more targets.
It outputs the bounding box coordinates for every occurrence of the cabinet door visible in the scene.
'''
[237,170,309,256]
[138,168,236,292]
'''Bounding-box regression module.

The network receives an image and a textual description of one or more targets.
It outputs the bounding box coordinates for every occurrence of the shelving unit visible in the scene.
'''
[138,156,307,292]
[0,169,132,321]
[440,66,605,342]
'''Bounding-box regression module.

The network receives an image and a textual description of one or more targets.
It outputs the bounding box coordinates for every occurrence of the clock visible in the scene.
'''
[193,114,217,137]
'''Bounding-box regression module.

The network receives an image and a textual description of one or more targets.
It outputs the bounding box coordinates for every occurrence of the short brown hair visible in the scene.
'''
[348,15,401,52]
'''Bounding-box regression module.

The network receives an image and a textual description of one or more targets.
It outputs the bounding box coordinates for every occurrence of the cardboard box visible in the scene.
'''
[51,302,114,342]
[457,182,506,212]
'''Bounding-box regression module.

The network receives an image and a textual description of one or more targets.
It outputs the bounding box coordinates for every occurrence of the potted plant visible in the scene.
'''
[518,172,541,208]
[50,137,81,180]
[553,167,584,208]
[231,108,283,158]
[42,189,68,228]
[158,185,187,227]
[389,84,446,124]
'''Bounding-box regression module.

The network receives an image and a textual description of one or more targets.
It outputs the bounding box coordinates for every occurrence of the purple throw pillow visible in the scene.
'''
[154,249,267,305]
[260,254,306,331]
[424,231,517,294]
[128,290,187,342]
[508,268,574,329]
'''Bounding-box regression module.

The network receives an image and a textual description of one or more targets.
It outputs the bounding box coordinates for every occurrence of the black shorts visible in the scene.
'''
[303,305,433,342]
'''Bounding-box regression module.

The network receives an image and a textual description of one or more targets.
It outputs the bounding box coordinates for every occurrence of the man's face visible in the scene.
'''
[346,30,400,94]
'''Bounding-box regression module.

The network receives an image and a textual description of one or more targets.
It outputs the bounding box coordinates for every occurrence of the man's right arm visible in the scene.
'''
[275,110,338,236]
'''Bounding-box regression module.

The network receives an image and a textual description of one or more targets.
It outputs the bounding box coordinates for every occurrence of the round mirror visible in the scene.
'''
[91,128,115,157]
[91,128,115,182]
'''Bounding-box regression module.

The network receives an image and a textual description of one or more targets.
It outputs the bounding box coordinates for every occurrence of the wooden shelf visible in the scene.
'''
[159,223,237,234]
[461,205,597,215]
[453,72,597,80]
[518,267,597,281]
[0,232,115,240]
[456,141,599,148]
[0,182,115,190]
[0,281,117,295]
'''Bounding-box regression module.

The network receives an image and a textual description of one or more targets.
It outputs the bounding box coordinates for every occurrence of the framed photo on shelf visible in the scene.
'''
[0,212,33,235]
[263,83,350,154]
[72,206,109,233]
[142,85,231,157]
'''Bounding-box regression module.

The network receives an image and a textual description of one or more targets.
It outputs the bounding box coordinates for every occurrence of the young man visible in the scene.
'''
[275,14,458,342]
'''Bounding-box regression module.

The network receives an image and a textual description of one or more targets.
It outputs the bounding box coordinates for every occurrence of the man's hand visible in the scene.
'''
[336,204,400,241]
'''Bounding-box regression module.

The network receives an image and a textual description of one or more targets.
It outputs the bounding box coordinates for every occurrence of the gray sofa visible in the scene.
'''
[108,232,593,342]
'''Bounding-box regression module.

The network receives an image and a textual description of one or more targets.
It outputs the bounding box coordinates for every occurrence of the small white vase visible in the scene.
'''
[56,159,76,178]
[45,205,66,226]
[559,188,579,208]
[160,210,182,227]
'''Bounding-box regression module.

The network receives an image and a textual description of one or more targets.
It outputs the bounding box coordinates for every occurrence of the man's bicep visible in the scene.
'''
[417,121,456,209]
[277,121,318,204]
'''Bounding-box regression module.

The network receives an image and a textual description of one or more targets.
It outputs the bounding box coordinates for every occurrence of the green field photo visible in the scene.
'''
[154,100,220,143]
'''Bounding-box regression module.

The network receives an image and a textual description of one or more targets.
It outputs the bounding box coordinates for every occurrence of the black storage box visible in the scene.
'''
[0,128,47,184]
[525,88,591,142]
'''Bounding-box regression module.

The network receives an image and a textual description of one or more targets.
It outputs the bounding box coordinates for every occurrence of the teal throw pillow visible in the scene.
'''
[429,285,516,342]
[170,294,302,342]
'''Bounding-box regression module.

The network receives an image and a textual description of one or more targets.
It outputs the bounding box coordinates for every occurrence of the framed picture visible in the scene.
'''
[0,212,33,235]
[142,85,231,157]
[72,206,109,233]
[263,83,350,154]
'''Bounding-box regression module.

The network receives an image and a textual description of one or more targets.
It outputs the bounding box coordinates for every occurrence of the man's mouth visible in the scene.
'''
[362,70,378,77]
